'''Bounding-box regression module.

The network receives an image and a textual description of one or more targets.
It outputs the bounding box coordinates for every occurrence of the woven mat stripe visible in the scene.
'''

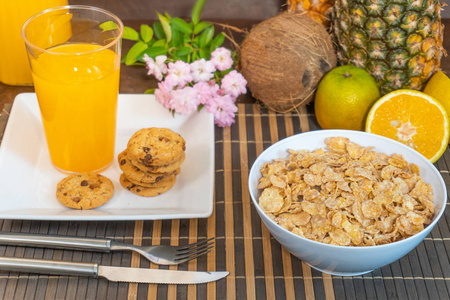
[252,104,276,299]
[237,104,256,299]
[187,219,198,299]
[166,219,180,299]
[207,189,217,300]
[223,126,236,299]
[147,220,162,299]
[127,220,143,299]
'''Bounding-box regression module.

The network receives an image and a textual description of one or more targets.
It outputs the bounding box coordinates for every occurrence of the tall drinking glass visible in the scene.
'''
[22,6,123,173]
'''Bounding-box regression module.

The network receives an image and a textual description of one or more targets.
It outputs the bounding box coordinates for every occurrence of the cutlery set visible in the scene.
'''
[0,232,226,284]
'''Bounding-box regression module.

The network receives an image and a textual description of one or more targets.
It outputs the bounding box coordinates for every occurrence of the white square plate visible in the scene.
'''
[0,93,214,220]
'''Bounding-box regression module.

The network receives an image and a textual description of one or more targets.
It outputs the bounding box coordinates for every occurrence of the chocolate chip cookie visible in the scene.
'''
[128,151,185,174]
[119,173,176,197]
[56,173,114,209]
[118,150,182,183]
[126,128,186,167]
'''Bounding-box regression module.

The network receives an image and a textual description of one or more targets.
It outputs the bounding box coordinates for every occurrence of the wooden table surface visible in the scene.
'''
[0,18,450,300]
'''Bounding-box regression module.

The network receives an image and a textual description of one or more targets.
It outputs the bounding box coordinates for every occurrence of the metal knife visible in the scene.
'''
[0,257,228,284]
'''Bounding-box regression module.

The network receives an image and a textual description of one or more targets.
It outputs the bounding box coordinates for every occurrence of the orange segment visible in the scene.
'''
[365,89,449,163]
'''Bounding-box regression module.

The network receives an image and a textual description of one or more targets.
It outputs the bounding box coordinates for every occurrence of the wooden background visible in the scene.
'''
[71,0,450,20]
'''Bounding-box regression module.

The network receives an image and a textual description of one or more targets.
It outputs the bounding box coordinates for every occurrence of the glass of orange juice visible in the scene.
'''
[22,6,123,173]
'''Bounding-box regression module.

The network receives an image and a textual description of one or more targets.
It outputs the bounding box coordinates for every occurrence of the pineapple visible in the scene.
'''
[332,0,445,95]
[287,0,335,26]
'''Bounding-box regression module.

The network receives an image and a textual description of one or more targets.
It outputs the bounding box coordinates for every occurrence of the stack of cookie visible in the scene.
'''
[119,127,186,197]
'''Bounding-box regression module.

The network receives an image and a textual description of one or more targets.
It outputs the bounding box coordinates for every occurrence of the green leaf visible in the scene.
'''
[152,39,167,48]
[192,51,199,61]
[157,12,172,43]
[122,26,140,41]
[137,46,168,61]
[125,41,148,65]
[176,46,193,57]
[145,89,155,94]
[100,21,118,32]
[170,17,193,35]
[153,21,166,40]
[199,47,210,60]
[199,26,214,47]
[210,32,225,51]
[193,21,212,35]
[169,27,183,48]
[140,24,153,43]
[191,0,207,25]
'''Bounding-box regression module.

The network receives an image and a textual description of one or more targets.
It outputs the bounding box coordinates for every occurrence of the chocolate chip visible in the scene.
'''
[143,153,152,165]
[136,188,141,192]
[156,176,164,182]
[90,184,100,190]
[143,147,150,153]
[120,159,126,165]
[73,197,81,203]
[63,193,67,196]
[80,180,88,186]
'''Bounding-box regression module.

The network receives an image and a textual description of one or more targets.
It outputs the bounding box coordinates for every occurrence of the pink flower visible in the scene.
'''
[221,70,247,98]
[143,54,168,81]
[193,81,219,105]
[154,81,173,109]
[169,86,199,115]
[210,47,233,71]
[190,59,215,82]
[206,93,238,127]
[167,60,193,88]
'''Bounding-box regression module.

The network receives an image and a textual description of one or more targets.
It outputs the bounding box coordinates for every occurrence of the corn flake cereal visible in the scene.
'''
[257,137,434,246]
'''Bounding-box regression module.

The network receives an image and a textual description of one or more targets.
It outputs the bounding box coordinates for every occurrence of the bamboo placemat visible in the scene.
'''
[0,102,449,300]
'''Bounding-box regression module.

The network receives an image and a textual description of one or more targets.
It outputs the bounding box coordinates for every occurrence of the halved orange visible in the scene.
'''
[365,89,449,163]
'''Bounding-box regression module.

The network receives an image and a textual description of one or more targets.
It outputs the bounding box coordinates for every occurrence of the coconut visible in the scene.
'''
[239,12,337,113]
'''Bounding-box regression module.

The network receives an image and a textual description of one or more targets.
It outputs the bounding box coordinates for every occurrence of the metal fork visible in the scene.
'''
[0,232,214,265]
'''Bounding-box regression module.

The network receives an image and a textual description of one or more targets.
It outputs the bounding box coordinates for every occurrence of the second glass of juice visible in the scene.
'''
[22,6,123,173]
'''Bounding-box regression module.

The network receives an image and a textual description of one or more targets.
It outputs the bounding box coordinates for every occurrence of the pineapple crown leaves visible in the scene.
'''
[121,0,228,66]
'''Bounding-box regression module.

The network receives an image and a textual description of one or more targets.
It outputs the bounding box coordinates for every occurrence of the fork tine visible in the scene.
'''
[175,237,215,251]
[174,247,214,263]
[175,244,214,257]
[175,241,214,256]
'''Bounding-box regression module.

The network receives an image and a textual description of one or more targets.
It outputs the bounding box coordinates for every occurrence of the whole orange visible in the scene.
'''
[314,65,380,131]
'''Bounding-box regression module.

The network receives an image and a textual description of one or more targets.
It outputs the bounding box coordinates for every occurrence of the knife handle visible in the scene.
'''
[0,232,111,252]
[0,257,98,277]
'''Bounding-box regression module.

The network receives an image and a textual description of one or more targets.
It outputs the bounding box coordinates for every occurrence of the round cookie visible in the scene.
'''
[126,127,186,167]
[124,172,177,188]
[129,151,185,174]
[119,173,176,197]
[56,173,114,209]
[118,150,182,183]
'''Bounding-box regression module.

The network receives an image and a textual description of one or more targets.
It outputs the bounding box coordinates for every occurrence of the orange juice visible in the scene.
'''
[31,43,120,173]
[0,0,67,85]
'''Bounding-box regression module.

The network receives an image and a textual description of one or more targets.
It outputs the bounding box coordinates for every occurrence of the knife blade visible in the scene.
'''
[0,257,228,284]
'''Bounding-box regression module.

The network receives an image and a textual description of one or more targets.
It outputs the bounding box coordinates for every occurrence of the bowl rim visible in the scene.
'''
[248,129,447,250]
